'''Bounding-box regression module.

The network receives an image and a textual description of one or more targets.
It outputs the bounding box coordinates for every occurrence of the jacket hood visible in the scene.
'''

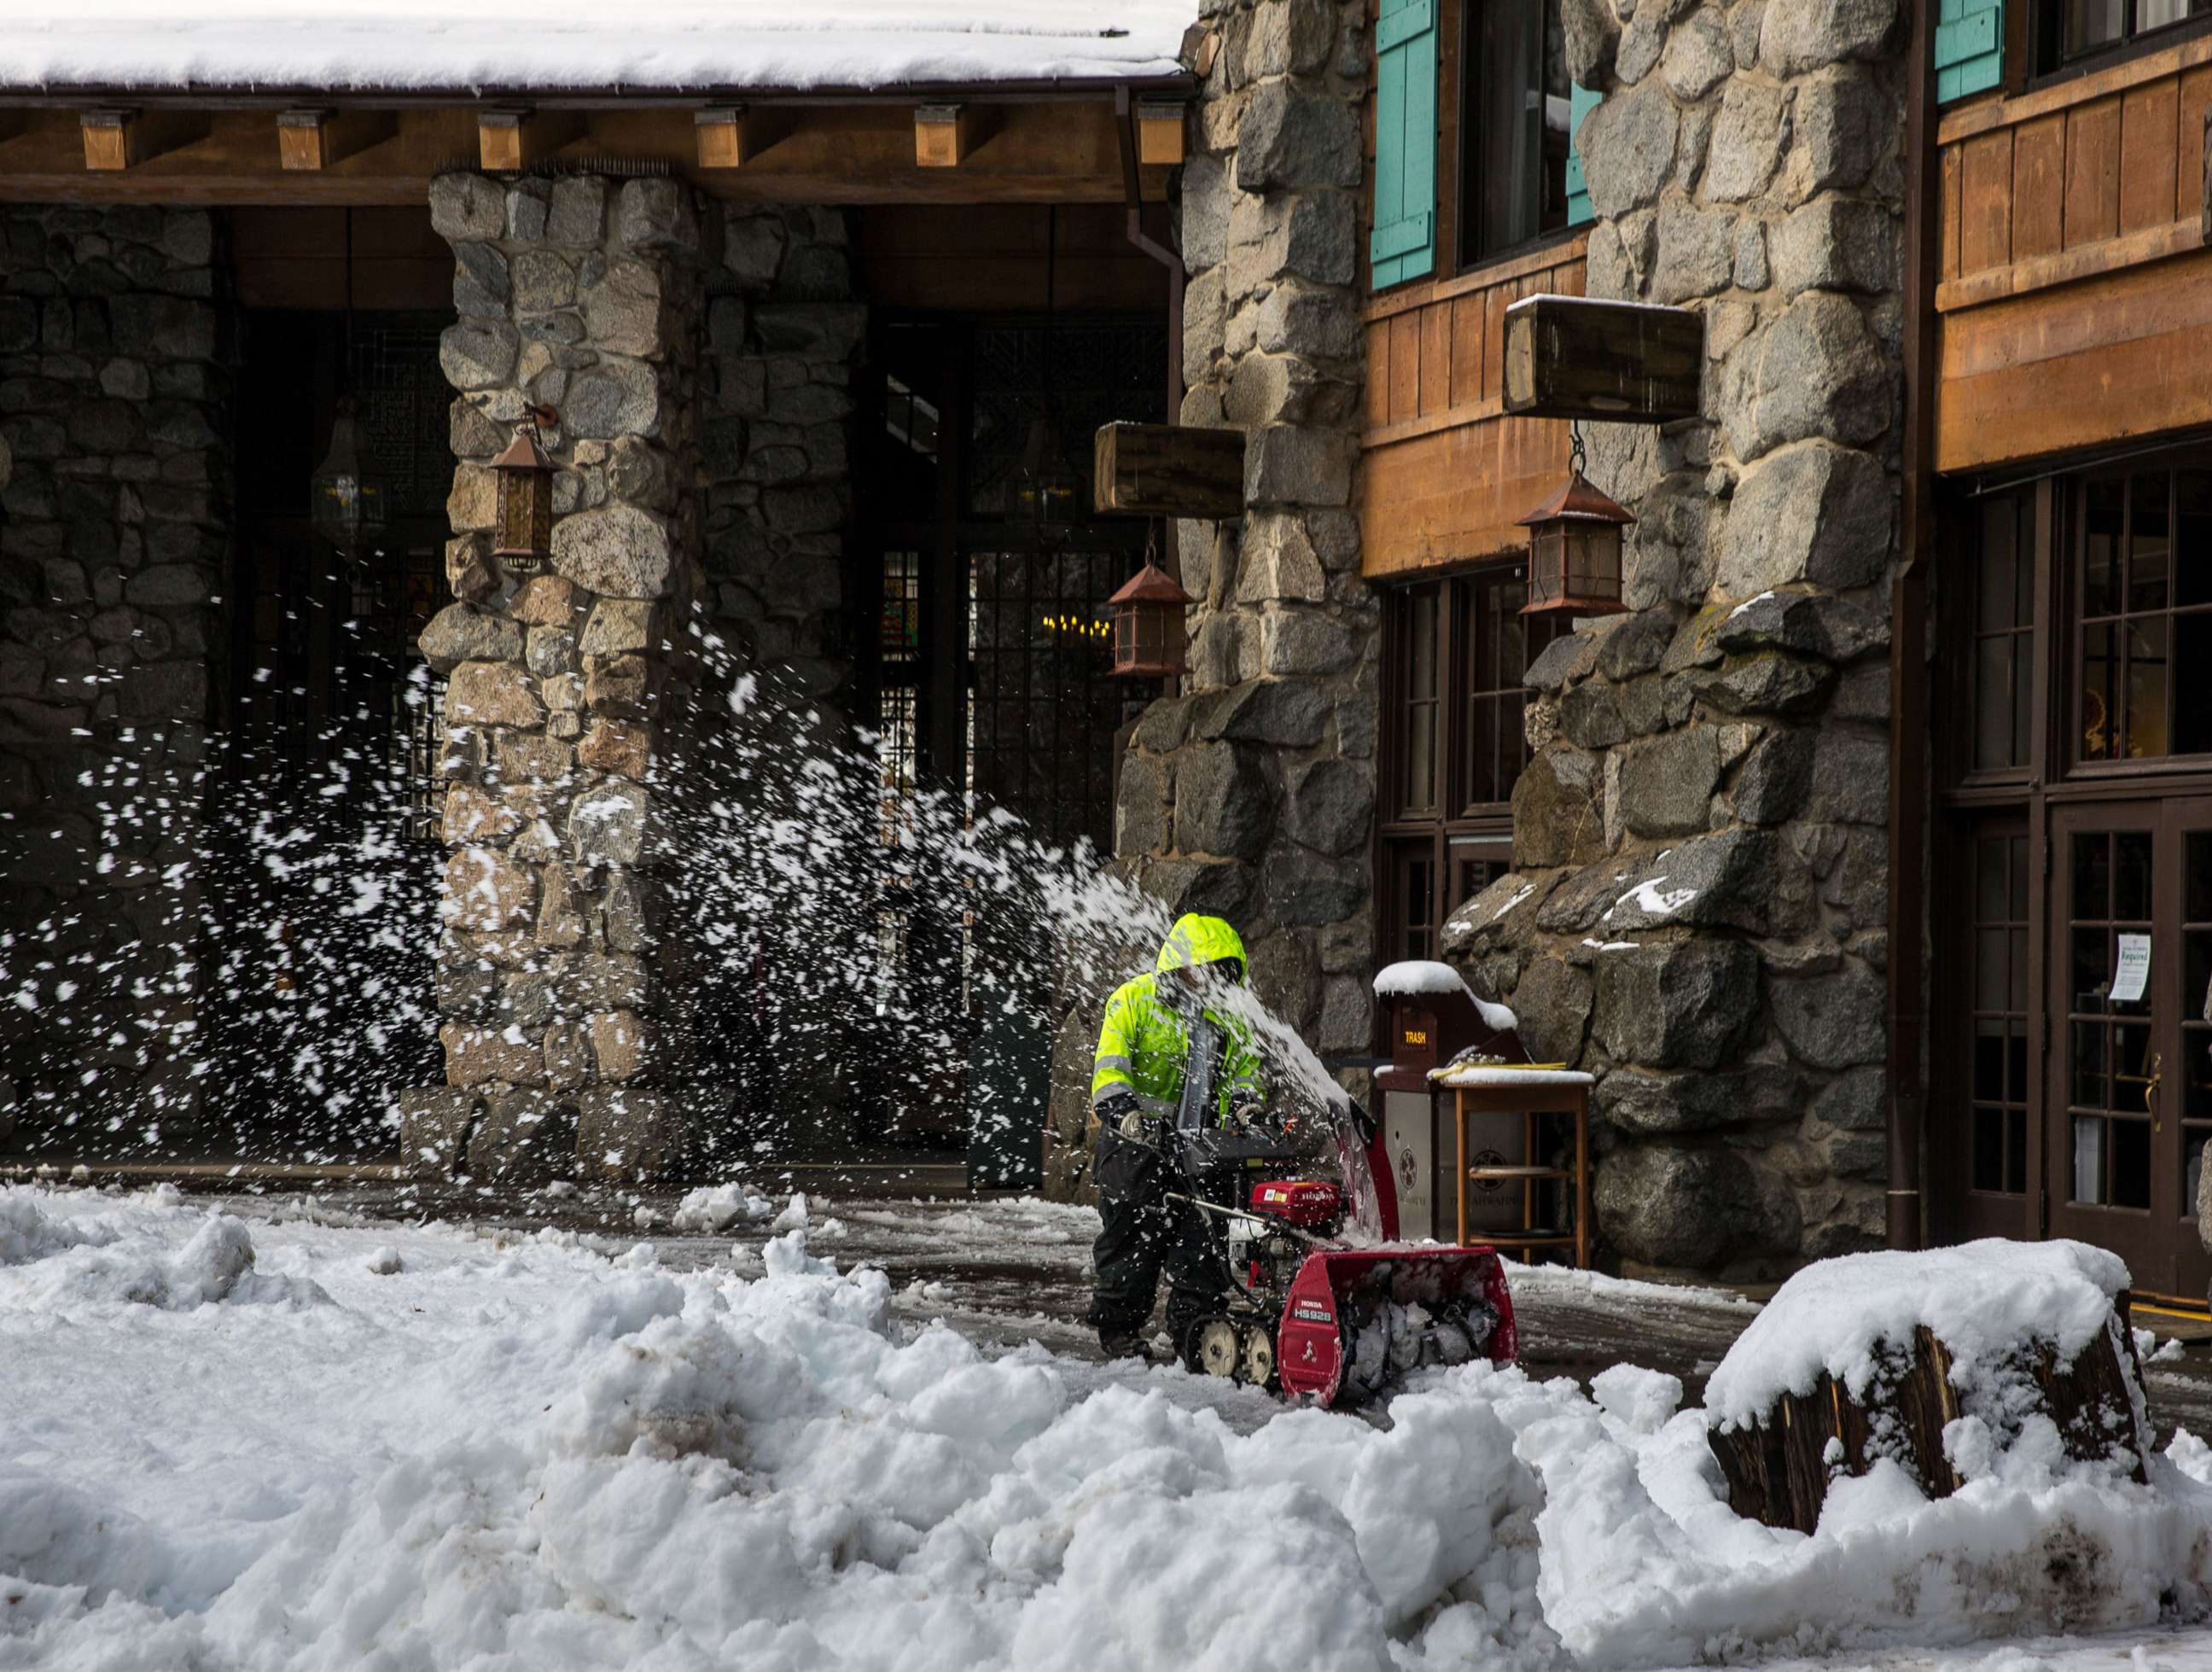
[1154,914,1248,982]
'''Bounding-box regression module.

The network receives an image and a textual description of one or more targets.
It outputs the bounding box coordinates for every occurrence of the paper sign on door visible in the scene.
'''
[2112,934,2151,1004]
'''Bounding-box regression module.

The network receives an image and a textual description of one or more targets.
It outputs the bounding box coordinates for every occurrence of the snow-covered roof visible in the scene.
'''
[0,2,1197,96]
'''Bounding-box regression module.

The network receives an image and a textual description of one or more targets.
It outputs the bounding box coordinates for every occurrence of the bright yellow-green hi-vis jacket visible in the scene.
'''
[1089,913,1265,1126]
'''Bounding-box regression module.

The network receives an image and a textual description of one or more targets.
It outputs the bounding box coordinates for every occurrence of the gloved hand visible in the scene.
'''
[1227,1093,1266,1129]
[1096,1089,1155,1145]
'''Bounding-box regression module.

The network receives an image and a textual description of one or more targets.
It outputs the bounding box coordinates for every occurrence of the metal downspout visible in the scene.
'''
[1889,0,1940,1250]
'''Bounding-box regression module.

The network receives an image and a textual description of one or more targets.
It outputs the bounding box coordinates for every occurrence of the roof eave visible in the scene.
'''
[0,72,1199,111]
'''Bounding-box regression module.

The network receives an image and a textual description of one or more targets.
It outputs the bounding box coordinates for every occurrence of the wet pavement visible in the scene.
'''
[23,1170,2212,1443]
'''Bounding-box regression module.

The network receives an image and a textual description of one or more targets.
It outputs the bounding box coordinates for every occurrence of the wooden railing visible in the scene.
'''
[1935,38,2212,472]
[1358,235,1586,579]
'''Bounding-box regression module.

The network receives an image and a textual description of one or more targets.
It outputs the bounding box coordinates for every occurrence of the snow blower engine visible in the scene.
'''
[1161,1023,1516,1408]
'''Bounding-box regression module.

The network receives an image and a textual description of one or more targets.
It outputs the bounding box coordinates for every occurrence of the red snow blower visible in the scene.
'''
[1161,1115,1517,1408]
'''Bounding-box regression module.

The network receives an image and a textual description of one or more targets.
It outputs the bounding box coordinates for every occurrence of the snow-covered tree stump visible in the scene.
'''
[1703,1244,2151,1534]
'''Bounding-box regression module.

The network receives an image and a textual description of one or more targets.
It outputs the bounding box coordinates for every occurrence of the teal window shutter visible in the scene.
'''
[1371,0,1437,290]
[1564,82,1602,226]
[1936,0,2003,102]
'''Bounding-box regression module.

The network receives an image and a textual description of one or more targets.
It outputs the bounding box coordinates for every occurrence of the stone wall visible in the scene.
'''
[703,206,863,733]
[1050,0,1379,1195]
[402,173,861,1185]
[1447,0,1906,1273]
[0,205,230,1145]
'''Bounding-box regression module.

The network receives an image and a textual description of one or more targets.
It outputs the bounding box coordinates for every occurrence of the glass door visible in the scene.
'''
[2048,798,2212,1298]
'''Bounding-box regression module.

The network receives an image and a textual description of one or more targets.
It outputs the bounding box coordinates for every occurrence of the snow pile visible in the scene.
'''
[1705,1238,2131,1433]
[0,1187,114,1264]
[0,1,1196,93]
[1372,958,1518,1032]
[5,1191,2212,1670]
[1522,1393,2212,1666]
[0,1189,327,1310]
[669,1180,775,1233]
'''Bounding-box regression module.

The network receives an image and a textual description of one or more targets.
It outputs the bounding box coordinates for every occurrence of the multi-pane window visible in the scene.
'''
[2066,829,2157,1209]
[2037,0,2212,70]
[1459,0,1571,264]
[1970,490,2034,774]
[2075,467,2212,763]
[1400,588,1442,818]
[2186,831,2212,1211]
[1395,848,1438,964]
[1381,569,1560,965]
[1463,571,1544,807]
[1969,832,2031,1196]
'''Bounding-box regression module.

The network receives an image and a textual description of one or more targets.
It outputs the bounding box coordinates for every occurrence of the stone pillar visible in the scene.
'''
[406,172,709,1184]
[701,205,863,725]
[1048,0,1378,1197]
[1447,0,1906,1273]
[0,205,230,1147]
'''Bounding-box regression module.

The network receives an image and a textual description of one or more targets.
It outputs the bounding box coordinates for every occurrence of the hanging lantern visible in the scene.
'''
[1018,410,1081,549]
[1108,557,1193,679]
[492,409,556,575]
[1516,463,1634,618]
[310,396,388,557]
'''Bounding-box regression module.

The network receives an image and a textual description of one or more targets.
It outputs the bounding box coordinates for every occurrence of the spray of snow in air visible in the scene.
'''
[0,604,1365,1216]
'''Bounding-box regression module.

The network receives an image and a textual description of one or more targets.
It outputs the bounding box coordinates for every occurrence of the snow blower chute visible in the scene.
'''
[1158,1021,1516,1408]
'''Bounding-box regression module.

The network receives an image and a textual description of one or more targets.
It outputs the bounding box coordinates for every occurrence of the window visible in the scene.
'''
[1969,489,2034,775]
[1380,568,1562,966]
[2034,0,2212,72]
[1968,830,2032,1196]
[2072,466,2212,765]
[1459,0,1572,265]
[1462,569,1543,807]
[2065,828,2157,1209]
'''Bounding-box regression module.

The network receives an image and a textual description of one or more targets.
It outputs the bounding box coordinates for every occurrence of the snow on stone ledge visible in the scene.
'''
[1703,1238,2130,1433]
[0,1,1196,94]
[1372,958,1517,1031]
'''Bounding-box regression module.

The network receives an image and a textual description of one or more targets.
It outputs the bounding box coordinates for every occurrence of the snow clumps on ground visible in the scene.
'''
[4,1187,2212,1670]
[669,1180,774,1233]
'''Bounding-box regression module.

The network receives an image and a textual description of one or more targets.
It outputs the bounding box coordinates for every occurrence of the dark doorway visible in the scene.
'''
[1933,452,2212,1301]
[853,312,1167,1155]
[203,304,451,1156]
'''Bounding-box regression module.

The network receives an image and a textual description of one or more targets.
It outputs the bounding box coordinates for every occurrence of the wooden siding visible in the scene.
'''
[1936,38,2212,472]
[1359,235,1587,579]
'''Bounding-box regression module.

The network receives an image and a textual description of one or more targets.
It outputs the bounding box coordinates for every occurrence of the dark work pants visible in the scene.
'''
[1087,1129,1232,1342]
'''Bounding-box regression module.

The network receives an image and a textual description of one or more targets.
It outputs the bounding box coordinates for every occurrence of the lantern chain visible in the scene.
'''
[1569,417,1586,479]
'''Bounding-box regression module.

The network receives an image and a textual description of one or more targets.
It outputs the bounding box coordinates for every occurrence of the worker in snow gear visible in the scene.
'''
[1086,912,1266,1360]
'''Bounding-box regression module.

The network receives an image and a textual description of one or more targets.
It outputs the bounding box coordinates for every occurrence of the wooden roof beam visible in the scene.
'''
[81,108,207,172]
[276,108,396,172]
[0,101,1173,205]
[915,103,992,168]
[477,107,584,173]
[1134,100,1186,166]
[694,105,752,170]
